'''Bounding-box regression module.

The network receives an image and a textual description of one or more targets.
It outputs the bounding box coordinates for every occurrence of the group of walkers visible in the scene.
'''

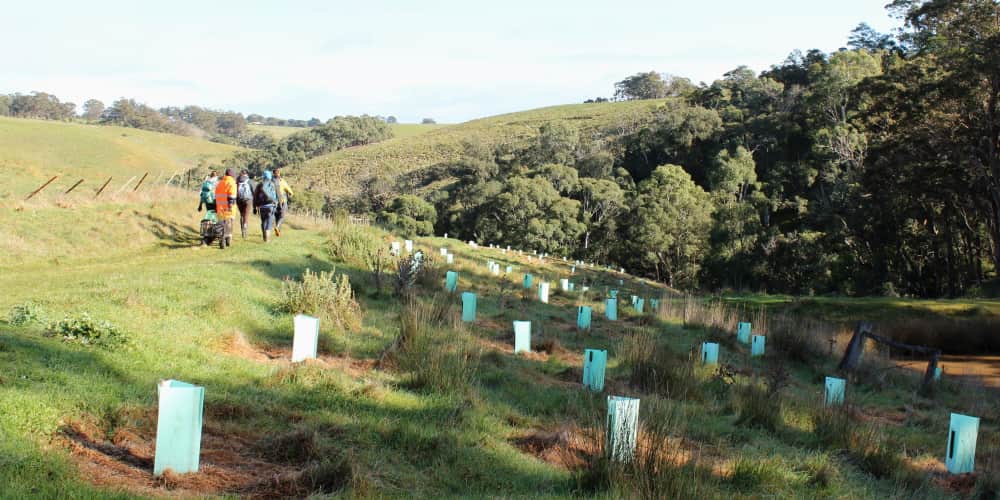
[197,168,294,248]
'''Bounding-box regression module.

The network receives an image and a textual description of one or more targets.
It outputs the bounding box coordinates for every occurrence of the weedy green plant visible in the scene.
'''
[734,379,783,432]
[729,455,785,492]
[572,397,716,497]
[386,295,479,394]
[279,268,362,331]
[7,301,46,326]
[45,313,128,348]
[619,328,703,401]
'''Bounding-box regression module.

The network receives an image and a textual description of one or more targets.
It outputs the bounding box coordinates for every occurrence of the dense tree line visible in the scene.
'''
[221,115,393,177]
[371,1,1000,298]
[0,92,76,120]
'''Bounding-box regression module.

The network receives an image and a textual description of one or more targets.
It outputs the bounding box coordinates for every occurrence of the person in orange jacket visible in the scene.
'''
[214,168,238,249]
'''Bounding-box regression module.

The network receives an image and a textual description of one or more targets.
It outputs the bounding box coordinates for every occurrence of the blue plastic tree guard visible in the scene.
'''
[154,380,204,475]
[737,322,751,344]
[523,274,533,289]
[606,299,618,320]
[292,315,320,363]
[583,349,607,392]
[631,295,638,306]
[445,271,458,293]
[824,377,846,406]
[461,292,477,322]
[635,298,645,314]
[701,342,719,364]
[607,396,640,462]
[946,413,980,474]
[610,289,618,299]
[569,282,575,292]
[934,366,943,381]
[751,335,766,357]
[513,321,531,353]
[538,282,550,303]
[577,306,592,330]
[650,299,660,312]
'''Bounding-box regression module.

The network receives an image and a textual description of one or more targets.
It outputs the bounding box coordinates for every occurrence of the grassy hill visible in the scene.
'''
[1,116,999,498]
[290,100,667,198]
[0,117,239,199]
[250,123,446,141]
[2,190,998,497]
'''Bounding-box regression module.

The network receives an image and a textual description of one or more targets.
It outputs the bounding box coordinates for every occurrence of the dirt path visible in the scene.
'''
[897,355,1000,390]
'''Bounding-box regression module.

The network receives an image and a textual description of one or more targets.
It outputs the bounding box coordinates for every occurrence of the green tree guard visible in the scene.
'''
[292,314,320,363]
[946,413,979,474]
[737,322,751,344]
[606,298,617,320]
[635,298,645,313]
[610,289,618,299]
[577,306,592,330]
[513,321,531,353]
[445,271,458,293]
[461,292,477,322]
[523,274,533,289]
[751,335,765,357]
[154,380,204,475]
[824,377,845,406]
[607,396,639,462]
[701,342,719,364]
[582,349,607,391]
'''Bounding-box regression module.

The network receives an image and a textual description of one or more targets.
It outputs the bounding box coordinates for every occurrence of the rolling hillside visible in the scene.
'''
[290,100,667,198]
[0,117,239,198]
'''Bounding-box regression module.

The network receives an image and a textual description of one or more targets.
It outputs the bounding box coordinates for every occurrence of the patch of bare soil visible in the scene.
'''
[222,330,375,378]
[55,414,344,498]
[510,425,598,469]
[897,355,1000,391]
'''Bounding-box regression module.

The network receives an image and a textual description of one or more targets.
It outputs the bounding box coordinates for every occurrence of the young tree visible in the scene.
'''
[626,165,713,288]
[82,99,105,121]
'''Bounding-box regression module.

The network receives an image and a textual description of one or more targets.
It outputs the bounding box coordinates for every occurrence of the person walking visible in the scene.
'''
[253,170,279,242]
[273,168,294,237]
[235,169,255,239]
[214,168,238,249]
[197,170,218,213]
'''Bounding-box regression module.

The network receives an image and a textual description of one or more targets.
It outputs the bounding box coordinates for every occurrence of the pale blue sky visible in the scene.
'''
[1,1,899,123]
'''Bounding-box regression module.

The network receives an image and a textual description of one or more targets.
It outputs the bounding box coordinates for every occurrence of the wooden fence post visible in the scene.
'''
[95,177,113,198]
[64,179,85,194]
[25,176,59,200]
[133,172,150,192]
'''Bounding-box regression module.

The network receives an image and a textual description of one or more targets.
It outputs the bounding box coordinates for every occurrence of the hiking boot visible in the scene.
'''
[263,231,269,242]
[274,227,281,237]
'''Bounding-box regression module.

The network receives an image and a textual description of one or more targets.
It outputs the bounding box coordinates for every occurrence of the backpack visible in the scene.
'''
[237,179,253,202]
[260,179,278,205]
[200,180,217,205]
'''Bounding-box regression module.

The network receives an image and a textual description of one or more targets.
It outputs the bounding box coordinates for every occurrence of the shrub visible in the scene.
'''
[45,313,128,348]
[280,269,362,332]
[328,220,382,268]
[7,301,46,326]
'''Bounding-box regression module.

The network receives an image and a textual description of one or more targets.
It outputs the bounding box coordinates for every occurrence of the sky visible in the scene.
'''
[1,1,900,123]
